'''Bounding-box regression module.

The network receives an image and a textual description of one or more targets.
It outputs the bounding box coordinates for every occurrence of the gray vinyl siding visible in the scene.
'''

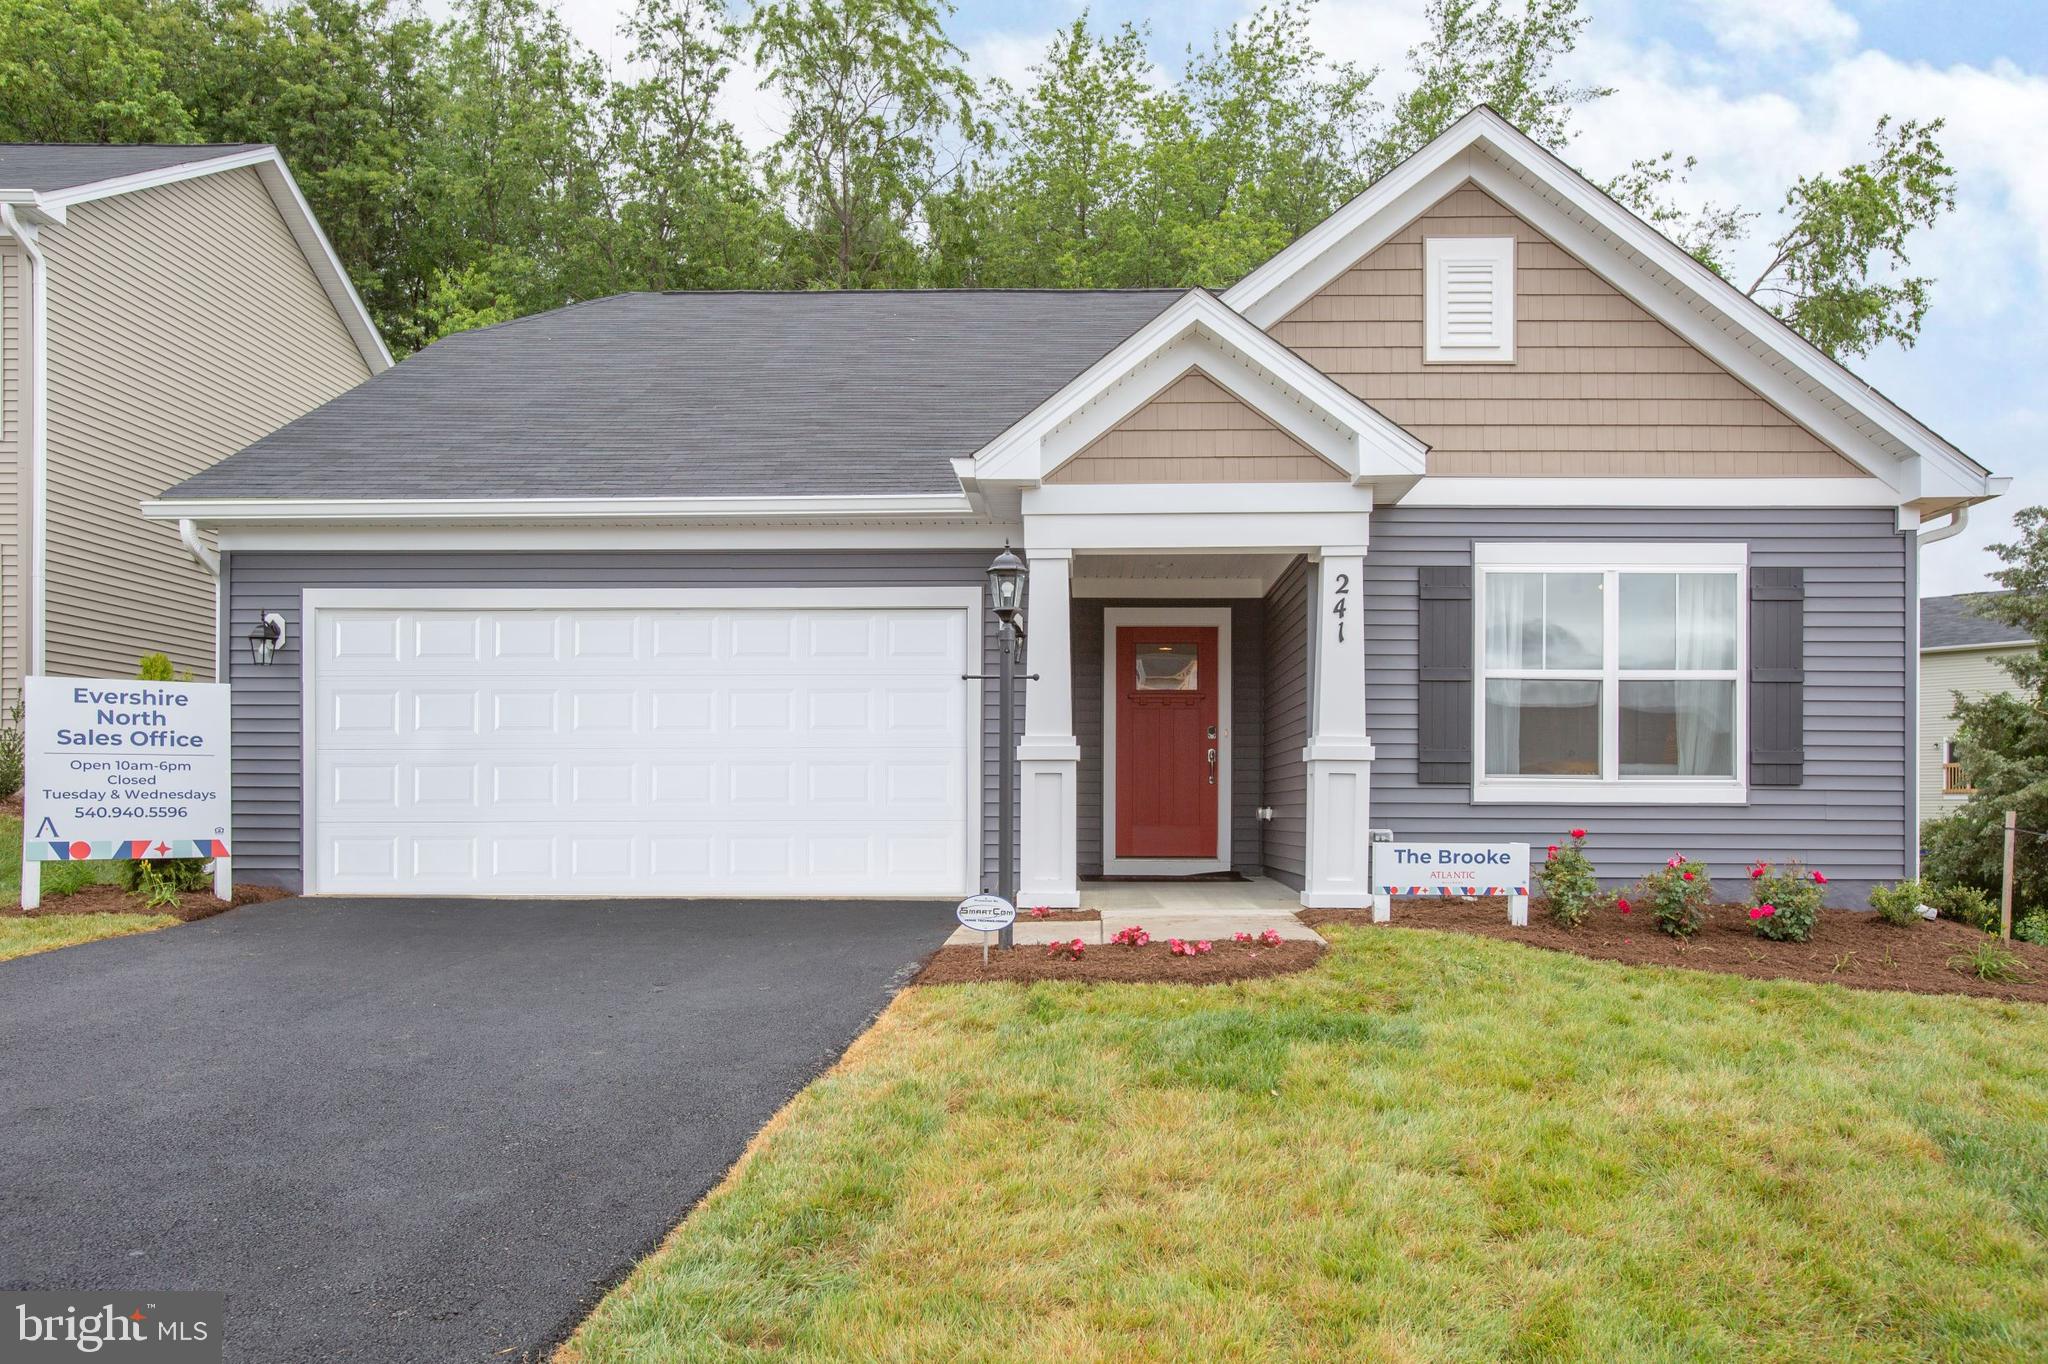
[1074,599,1264,878]
[1367,506,1912,903]
[1261,560,1311,887]
[225,550,1009,892]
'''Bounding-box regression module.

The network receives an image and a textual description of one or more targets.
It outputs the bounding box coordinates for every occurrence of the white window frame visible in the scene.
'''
[1424,236,1516,364]
[1472,542,1748,806]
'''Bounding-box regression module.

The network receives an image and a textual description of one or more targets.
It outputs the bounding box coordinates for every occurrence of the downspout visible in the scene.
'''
[1,204,46,677]
[178,517,220,576]
[1917,504,1968,545]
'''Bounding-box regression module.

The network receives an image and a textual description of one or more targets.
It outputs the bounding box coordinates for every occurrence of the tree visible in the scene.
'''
[0,0,193,142]
[750,0,983,286]
[1921,506,2048,914]
[608,0,783,290]
[1380,0,1607,170]
[1742,116,1957,359]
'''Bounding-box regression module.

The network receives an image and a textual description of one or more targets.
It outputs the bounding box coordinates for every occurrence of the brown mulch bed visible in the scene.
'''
[1301,898,2048,1005]
[912,938,1324,986]
[5,882,293,924]
[1018,908,1101,923]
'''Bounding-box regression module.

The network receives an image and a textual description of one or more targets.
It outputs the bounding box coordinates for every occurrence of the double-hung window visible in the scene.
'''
[1474,543,1747,804]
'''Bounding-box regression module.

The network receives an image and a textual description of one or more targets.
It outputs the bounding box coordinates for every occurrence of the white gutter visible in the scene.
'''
[2,203,47,676]
[178,517,220,576]
[1918,504,1969,545]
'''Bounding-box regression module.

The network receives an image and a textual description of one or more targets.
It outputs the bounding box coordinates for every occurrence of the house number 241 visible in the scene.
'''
[1330,572,1351,644]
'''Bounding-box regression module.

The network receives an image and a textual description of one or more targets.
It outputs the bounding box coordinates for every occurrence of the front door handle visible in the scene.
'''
[1206,747,1217,784]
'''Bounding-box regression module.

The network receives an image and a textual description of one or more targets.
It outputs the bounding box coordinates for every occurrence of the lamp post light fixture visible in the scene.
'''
[986,545,1029,949]
[247,612,288,667]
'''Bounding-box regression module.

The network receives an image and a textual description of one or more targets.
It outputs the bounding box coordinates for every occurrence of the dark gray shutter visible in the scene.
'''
[1750,566,1805,787]
[1418,565,1473,785]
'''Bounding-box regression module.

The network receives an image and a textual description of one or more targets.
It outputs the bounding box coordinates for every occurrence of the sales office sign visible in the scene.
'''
[23,676,231,862]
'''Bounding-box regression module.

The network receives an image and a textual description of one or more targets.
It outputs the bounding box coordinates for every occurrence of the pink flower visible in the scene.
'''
[1617,898,1631,915]
[1195,940,1213,954]
[1749,904,1777,920]
[1812,871,1827,885]
[1681,871,1695,882]
[1569,828,1587,840]
[1749,863,1767,880]
[1546,845,1560,860]
[1234,931,1254,943]
[1030,905,1051,918]
[1667,854,1685,869]
[1070,938,1085,955]
[1260,928,1283,946]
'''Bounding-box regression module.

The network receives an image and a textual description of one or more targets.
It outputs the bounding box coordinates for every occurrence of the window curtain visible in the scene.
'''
[1672,576,1735,775]
[1482,574,1541,771]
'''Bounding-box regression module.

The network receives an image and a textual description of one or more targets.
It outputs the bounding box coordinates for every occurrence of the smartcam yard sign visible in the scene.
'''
[20,676,232,909]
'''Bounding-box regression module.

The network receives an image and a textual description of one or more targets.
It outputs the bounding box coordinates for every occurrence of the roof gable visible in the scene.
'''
[1045,366,1346,484]
[1222,107,2000,506]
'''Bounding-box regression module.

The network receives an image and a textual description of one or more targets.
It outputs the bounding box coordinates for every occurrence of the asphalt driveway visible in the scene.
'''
[0,896,956,1362]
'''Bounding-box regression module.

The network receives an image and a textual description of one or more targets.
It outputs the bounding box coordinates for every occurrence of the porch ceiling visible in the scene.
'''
[1070,552,1300,598]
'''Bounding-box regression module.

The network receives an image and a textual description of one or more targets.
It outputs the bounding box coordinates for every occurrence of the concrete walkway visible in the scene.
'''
[945,877,1325,946]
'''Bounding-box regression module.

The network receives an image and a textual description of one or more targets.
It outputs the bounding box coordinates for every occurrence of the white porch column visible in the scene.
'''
[1017,549,1081,907]
[1301,547,1377,908]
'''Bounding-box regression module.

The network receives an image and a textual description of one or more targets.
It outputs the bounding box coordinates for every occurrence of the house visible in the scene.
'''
[145,108,2006,906]
[1919,591,2032,813]
[0,143,389,696]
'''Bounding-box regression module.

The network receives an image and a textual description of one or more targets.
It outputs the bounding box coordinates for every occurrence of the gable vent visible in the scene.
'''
[1425,236,1515,363]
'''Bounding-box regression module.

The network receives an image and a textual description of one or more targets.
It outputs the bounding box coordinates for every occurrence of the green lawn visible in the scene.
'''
[562,923,2048,1363]
[0,813,163,961]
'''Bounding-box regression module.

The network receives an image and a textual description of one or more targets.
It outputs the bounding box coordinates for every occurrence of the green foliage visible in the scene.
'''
[1925,883,1999,934]
[1634,855,1712,939]
[0,702,21,800]
[1748,862,1825,943]
[119,855,212,908]
[1743,117,1956,359]
[1535,829,1599,928]
[2016,913,2048,947]
[0,0,1959,361]
[1947,940,2030,985]
[1868,878,1929,928]
[137,652,175,681]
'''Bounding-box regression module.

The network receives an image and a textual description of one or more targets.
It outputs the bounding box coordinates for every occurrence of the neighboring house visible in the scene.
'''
[0,143,389,696]
[1919,591,2032,814]
[147,108,2005,905]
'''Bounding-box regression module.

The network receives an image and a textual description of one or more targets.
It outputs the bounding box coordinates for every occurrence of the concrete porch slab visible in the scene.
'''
[943,877,1326,947]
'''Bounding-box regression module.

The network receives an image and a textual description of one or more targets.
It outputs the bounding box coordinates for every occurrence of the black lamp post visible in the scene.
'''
[986,546,1028,948]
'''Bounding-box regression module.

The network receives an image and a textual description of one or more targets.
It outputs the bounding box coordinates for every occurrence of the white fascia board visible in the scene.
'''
[43,147,392,374]
[1222,106,1993,502]
[1025,509,1373,554]
[1398,476,1903,508]
[214,520,1019,552]
[143,492,978,524]
[973,290,1425,485]
[1025,482,1376,515]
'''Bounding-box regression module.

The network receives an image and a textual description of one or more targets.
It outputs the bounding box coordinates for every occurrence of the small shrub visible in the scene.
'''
[1749,862,1826,942]
[1929,883,1998,933]
[1635,854,1713,938]
[2015,912,2048,947]
[0,701,22,798]
[1112,925,1151,947]
[119,857,212,909]
[137,652,176,681]
[1536,828,1600,928]
[1045,937,1085,960]
[1948,940,2030,984]
[1868,879,1930,927]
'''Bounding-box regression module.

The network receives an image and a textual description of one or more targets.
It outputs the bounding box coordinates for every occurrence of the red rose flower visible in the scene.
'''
[1812,871,1827,884]
[1681,871,1695,881]
[1616,898,1631,915]
[1569,828,1587,840]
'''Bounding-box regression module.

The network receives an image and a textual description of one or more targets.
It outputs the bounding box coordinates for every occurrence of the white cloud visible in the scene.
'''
[1684,0,1858,56]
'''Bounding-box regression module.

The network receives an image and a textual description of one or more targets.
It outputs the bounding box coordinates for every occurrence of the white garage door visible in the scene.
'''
[308,600,976,896]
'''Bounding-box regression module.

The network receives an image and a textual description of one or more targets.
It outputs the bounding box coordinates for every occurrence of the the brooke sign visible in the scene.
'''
[20,676,232,910]
[1371,840,1532,926]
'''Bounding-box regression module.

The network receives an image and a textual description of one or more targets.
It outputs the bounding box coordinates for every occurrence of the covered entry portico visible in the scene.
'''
[964,290,1428,910]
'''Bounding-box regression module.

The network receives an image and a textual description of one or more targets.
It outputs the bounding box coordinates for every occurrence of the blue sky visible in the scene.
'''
[544,0,2048,595]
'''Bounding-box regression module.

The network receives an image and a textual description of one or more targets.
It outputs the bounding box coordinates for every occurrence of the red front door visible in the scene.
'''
[1115,626,1220,858]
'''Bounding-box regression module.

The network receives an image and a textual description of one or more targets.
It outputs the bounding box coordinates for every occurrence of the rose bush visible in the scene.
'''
[1536,828,1601,928]
[1748,862,1825,941]
[1633,854,1713,938]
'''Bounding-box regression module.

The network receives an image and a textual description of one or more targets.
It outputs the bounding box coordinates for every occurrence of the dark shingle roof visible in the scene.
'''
[0,143,268,193]
[1921,592,2032,650]
[162,290,1185,501]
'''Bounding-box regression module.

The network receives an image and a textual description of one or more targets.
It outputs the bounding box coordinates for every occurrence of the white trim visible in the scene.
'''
[1472,542,1749,806]
[14,147,391,374]
[1026,483,1372,515]
[1919,641,2032,657]
[973,290,1426,487]
[1,205,47,675]
[1424,235,1515,363]
[295,586,983,898]
[213,522,1021,553]
[1400,476,1903,508]
[147,492,978,524]
[1101,606,1233,876]
[1221,107,1997,504]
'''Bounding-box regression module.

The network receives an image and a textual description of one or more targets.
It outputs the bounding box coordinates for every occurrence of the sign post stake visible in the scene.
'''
[213,854,232,903]
[20,854,37,912]
[1509,893,1529,928]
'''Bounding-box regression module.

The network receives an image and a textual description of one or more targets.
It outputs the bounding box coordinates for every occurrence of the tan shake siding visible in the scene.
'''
[0,247,23,706]
[1270,182,1863,478]
[1045,367,1347,484]
[39,167,370,681]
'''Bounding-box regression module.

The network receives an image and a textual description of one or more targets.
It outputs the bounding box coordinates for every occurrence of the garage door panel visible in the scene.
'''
[312,605,974,896]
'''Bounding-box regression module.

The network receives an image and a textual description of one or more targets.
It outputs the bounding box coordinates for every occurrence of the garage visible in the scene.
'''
[304,591,980,896]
